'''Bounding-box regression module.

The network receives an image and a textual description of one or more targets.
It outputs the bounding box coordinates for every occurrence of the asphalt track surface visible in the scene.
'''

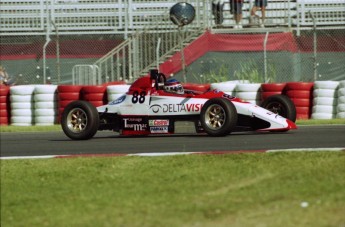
[1,125,345,157]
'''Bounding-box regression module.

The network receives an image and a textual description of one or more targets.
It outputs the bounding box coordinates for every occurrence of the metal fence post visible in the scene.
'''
[310,11,318,81]
[263,32,269,83]
[43,0,53,84]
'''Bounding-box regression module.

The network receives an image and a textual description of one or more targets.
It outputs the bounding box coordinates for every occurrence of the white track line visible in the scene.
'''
[0,155,65,160]
[1,148,344,160]
[267,147,345,153]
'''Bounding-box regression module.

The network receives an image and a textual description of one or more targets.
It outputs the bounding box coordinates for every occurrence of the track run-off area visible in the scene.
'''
[1,124,344,159]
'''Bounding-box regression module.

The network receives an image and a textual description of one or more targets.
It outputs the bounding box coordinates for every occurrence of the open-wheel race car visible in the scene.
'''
[61,70,297,140]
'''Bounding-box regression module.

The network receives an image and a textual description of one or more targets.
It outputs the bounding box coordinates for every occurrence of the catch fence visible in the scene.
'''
[0,0,344,85]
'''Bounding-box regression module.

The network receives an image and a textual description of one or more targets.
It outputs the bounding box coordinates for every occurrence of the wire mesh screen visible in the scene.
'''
[1,29,344,85]
[171,29,345,84]
[0,34,123,85]
[0,0,344,85]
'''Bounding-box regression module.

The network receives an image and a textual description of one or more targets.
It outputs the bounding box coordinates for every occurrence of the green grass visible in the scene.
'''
[1,152,345,227]
[0,124,62,132]
[296,118,345,125]
[0,119,344,133]
[1,120,345,226]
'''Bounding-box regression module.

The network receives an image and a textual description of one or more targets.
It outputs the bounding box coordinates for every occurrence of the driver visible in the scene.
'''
[163,78,184,94]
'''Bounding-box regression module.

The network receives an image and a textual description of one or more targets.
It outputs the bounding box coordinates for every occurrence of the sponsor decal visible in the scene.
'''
[149,103,203,113]
[124,118,143,122]
[150,104,161,113]
[222,94,235,100]
[265,111,280,118]
[149,119,169,126]
[150,126,169,133]
[109,95,126,105]
[123,118,147,131]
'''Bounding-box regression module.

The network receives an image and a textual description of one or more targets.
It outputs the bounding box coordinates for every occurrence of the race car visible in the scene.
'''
[61,70,297,140]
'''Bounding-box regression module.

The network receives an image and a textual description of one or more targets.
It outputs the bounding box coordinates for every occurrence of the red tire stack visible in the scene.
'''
[57,85,83,123]
[81,85,107,107]
[284,82,314,120]
[0,85,10,125]
[261,83,286,101]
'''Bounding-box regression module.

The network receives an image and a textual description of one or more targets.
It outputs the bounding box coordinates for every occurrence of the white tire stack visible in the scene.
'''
[34,85,58,125]
[10,85,36,126]
[210,80,250,95]
[311,81,339,119]
[210,81,237,96]
[234,83,262,104]
[336,80,345,119]
[107,84,130,102]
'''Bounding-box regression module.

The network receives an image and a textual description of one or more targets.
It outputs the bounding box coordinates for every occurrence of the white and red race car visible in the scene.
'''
[61,70,297,140]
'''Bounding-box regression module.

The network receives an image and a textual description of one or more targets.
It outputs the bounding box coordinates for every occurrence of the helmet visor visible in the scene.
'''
[166,84,184,94]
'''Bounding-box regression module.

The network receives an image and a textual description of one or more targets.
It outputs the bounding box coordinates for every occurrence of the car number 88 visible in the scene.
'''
[132,91,146,104]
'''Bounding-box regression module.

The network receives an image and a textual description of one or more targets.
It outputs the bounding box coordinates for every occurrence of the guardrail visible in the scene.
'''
[1,0,344,36]
[215,0,295,27]
[296,0,345,28]
[72,65,100,85]
[92,17,206,83]
[0,0,192,36]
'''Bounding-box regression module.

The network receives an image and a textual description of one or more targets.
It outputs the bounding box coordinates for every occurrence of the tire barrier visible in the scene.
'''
[57,85,83,123]
[34,85,58,125]
[311,81,339,119]
[336,80,345,119]
[3,81,345,126]
[9,85,35,126]
[0,85,10,125]
[81,85,107,107]
[107,84,130,103]
[261,83,286,100]
[235,83,262,105]
[284,82,314,120]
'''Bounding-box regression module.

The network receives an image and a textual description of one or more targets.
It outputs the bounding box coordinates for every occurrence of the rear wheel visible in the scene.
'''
[61,101,99,140]
[200,98,237,136]
[261,94,297,122]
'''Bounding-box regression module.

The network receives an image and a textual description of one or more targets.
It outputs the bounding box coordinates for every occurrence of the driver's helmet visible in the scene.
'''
[164,79,184,94]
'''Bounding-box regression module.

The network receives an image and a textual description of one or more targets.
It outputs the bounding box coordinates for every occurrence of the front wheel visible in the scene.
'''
[200,98,238,136]
[61,101,99,140]
[261,94,297,122]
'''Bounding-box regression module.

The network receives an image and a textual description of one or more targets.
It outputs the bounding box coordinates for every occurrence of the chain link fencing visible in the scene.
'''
[172,29,345,84]
[0,34,123,85]
[0,0,344,86]
[1,28,344,86]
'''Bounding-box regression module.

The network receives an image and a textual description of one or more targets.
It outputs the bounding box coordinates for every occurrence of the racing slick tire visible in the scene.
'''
[61,100,99,140]
[200,98,238,136]
[261,94,297,122]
